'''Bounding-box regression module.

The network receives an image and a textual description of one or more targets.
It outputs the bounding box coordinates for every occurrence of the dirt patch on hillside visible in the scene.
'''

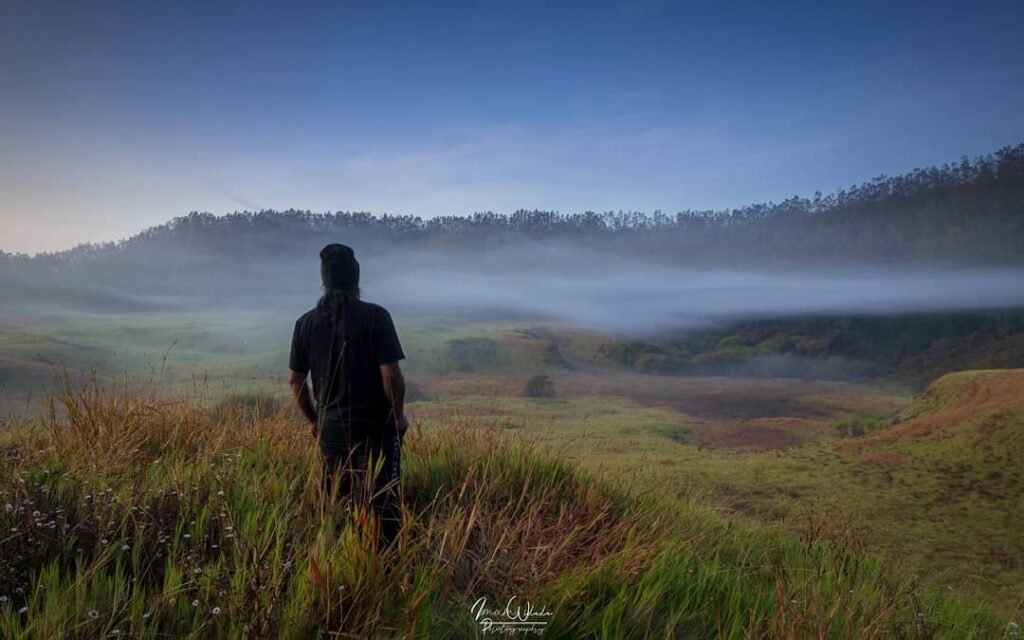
[873,370,1024,442]
[693,420,807,450]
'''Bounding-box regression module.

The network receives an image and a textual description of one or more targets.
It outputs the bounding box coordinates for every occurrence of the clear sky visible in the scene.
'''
[2,1,1022,254]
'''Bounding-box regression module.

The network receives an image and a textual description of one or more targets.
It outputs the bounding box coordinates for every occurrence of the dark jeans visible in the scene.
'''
[319,418,403,552]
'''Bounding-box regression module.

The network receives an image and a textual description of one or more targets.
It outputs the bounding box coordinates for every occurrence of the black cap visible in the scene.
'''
[320,243,360,289]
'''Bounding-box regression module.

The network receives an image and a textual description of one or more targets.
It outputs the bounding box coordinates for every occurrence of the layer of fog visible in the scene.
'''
[354,244,1024,333]
[5,241,1024,334]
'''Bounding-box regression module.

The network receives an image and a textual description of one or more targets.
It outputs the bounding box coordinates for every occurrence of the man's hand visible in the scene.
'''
[288,368,319,437]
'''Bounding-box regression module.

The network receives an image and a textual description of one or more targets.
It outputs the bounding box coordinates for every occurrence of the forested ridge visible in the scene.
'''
[2,143,1022,268]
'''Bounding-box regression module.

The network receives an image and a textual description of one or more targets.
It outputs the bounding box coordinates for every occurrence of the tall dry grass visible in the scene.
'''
[0,380,1013,638]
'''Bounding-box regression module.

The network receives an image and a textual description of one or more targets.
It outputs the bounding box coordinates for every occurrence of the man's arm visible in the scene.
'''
[380,361,406,435]
[288,368,318,435]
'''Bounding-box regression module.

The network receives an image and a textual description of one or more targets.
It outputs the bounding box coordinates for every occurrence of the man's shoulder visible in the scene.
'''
[294,307,320,328]
[355,300,393,319]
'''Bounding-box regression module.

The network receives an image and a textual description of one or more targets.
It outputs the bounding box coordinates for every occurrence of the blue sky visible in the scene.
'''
[1,1,1022,254]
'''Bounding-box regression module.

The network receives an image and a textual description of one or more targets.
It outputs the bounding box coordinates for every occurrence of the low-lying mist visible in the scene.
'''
[5,241,1024,335]
[364,245,1024,333]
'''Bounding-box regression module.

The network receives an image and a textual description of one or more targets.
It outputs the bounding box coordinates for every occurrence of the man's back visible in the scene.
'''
[290,299,405,439]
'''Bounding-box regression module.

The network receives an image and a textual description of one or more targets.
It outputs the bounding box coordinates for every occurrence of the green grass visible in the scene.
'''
[669,371,1024,616]
[403,371,1023,619]
[829,412,892,437]
[2,314,1022,633]
[0,384,1013,638]
[0,314,570,417]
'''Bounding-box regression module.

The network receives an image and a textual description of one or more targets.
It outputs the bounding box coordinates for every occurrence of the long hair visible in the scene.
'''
[314,286,360,412]
[316,286,360,324]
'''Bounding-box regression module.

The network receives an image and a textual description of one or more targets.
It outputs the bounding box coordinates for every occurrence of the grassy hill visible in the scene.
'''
[675,370,1024,617]
[0,385,1012,638]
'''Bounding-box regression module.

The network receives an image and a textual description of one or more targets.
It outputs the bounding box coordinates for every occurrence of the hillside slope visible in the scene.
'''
[0,387,1009,638]
[681,369,1024,616]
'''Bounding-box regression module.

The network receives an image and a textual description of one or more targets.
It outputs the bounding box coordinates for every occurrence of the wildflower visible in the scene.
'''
[142,612,151,619]
[183,534,191,539]
[110,630,120,636]
[18,607,27,614]
[194,567,202,574]
[0,596,8,603]
[191,599,199,607]
[88,610,100,619]
[122,545,130,551]
[101,539,109,545]
[212,607,221,615]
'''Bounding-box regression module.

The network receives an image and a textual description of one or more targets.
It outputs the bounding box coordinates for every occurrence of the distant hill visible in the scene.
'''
[1,143,1022,327]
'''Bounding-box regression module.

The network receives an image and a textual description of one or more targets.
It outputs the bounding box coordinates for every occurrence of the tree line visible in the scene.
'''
[2,143,1022,271]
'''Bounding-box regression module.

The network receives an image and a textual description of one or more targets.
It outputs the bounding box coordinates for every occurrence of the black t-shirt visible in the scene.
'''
[289,300,404,436]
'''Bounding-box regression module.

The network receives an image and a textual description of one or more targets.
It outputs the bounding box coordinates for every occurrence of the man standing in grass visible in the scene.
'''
[288,243,408,551]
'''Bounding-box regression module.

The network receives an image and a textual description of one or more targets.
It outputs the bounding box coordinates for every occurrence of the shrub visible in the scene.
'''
[523,373,554,398]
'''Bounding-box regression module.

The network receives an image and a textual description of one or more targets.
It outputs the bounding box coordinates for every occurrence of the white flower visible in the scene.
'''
[193,567,202,574]
[0,596,8,603]
[18,607,27,614]
[212,607,221,615]
[88,610,100,619]
[121,545,130,551]
[191,600,199,607]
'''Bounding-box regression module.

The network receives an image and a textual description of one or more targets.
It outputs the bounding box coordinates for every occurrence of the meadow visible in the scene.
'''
[1,311,1022,637]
